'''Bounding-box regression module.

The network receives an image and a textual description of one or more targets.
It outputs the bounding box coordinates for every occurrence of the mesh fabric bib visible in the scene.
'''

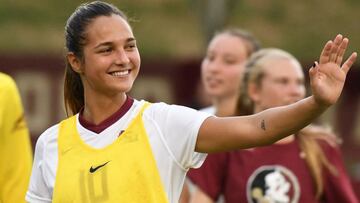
[53,103,168,203]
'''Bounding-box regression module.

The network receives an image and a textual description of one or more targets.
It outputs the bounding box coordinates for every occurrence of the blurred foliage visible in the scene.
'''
[230,0,360,62]
[0,0,359,62]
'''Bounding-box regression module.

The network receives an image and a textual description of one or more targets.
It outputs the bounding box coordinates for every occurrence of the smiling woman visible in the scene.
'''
[25,1,357,203]
[66,14,141,123]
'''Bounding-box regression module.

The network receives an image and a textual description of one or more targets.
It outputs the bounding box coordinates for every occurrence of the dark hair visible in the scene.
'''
[64,1,128,116]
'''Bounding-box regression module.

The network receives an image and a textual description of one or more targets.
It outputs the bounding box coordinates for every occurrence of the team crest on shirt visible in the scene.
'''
[246,165,300,203]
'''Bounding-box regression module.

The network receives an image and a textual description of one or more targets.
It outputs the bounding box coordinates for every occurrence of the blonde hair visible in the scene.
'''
[236,48,339,199]
[297,125,339,198]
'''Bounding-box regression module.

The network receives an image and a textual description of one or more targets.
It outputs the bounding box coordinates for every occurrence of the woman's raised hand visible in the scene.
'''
[310,34,357,106]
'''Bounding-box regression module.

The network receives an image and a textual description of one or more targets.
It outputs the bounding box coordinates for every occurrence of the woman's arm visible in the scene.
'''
[196,34,357,153]
[190,188,215,203]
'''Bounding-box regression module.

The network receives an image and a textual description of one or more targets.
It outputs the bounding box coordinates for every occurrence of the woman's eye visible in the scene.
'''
[279,79,289,85]
[224,59,235,64]
[206,55,214,61]
[103,48,112,53]
[126,44,137,50]
[98,47,112,53]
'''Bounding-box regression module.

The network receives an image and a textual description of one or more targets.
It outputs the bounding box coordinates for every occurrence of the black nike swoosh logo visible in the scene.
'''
[89,161,110,173]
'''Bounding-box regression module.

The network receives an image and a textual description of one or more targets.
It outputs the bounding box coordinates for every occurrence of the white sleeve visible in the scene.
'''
[147,103,212,169]
[26,128,55,203]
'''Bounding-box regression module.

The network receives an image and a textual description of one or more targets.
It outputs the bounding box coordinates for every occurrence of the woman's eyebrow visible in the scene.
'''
[94,37,136,49]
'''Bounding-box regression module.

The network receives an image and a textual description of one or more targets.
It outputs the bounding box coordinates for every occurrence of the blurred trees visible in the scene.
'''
[0,0,359,61]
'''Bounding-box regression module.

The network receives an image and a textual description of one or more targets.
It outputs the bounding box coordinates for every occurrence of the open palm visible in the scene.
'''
[309,34,357,106]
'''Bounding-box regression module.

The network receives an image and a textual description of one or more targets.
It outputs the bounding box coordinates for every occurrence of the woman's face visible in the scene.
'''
[79,14,140,97]
[201,33,248,100]
[250,58,306,112]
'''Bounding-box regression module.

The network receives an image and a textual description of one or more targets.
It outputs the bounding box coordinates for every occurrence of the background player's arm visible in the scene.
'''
[190,188,214,203]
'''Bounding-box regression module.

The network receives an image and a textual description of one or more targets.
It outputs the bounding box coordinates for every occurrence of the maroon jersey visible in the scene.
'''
[188,138,358,203]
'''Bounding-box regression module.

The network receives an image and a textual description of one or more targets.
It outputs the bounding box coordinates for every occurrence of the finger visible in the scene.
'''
[309,61,318,80]
[314,61,320,70]
[319,41,332,64]
[329,34,343,62]
[341,52,357,74]
[309,66,315,79]
[335,38,349,65]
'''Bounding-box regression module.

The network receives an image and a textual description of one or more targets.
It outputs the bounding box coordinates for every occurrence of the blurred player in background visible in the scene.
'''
[180,27,260,203]
[188,48,358,202]
[0,72,32,202]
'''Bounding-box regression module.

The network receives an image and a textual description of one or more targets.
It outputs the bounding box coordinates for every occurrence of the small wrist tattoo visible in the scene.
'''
[261,119,266,131]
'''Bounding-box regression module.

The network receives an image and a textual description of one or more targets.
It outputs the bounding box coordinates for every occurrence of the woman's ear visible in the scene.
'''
[248,82,260,103]
[67,52,82,74]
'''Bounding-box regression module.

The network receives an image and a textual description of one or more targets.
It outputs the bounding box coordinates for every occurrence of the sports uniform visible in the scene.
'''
[0,72,32,203]
[188,137,358,202]
[26,97,211,203]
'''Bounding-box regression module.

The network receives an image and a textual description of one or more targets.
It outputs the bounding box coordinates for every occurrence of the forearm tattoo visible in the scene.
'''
[261,119,266,131]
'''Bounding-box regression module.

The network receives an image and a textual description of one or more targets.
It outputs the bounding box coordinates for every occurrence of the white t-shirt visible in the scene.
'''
[186,105,225,203]
[26,100,211,203]
[200,106,216,115]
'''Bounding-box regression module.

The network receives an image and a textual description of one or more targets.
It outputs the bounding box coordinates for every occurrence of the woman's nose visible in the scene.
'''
[206,60,220,73]
[114,49,130,65]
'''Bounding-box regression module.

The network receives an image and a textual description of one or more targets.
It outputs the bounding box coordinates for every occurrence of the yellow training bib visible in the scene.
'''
[53,103,168,203]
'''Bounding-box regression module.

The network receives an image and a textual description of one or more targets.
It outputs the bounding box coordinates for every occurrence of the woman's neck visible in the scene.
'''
[83,93,127,125]
[213,94,238,117]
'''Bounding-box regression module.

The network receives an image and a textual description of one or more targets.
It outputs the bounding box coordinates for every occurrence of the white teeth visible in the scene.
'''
[111,70,129,76]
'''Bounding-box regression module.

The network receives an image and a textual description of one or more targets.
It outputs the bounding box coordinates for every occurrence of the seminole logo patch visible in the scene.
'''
[246,165,300,203]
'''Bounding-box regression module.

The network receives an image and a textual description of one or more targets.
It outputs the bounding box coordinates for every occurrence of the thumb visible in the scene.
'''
[309,62,317,79]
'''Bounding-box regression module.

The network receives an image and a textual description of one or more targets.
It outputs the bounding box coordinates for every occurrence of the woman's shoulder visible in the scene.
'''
[0,73,19,99]
[0,72,15,88]
[144,100,209,116]
[35,123,60,148]
[140,100,211,133]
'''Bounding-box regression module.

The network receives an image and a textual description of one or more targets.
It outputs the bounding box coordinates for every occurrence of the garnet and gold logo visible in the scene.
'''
[246,165,300,203]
